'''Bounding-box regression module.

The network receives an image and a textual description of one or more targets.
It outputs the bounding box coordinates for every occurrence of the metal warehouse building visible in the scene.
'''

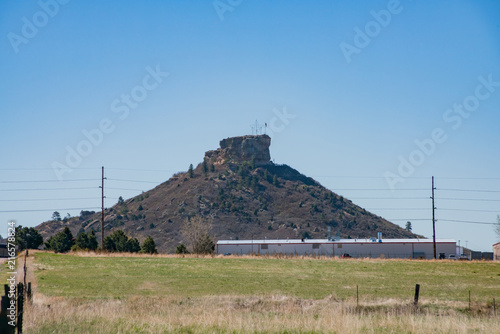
[494,242,500,261]
[216,237,457,259]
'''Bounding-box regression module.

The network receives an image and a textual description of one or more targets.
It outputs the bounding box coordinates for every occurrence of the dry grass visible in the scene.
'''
[24,294,500,334]
[20,251,500,333]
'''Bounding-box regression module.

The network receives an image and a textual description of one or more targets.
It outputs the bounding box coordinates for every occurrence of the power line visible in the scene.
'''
[107,178,162,184]
[437,197,500,202]
[106,168,177,172]
[438,208,499,213]
[0,187,97,191]
[349,197,429,200]
[439,219,497,225]
[0,207,100,213]
[1,170,499,179]
[438,188,500,193]
[107,187,145,192]
[313,176,429,179]
[0,179,98,183]
[388,218,498,226]
[0,197,99,202]
[433,177,500,180]
[335,188,428,191]
[366,208,428,211]
[0,167,100,171]
[388,219,430,221]
[314,176,500,180]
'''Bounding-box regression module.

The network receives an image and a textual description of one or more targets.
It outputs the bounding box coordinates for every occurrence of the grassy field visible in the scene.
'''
[22,252,500,333]
[33,252,499,301]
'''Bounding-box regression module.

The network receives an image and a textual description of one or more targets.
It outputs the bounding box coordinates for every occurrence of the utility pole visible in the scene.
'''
[99,166,106,251]
[431,176,436,259]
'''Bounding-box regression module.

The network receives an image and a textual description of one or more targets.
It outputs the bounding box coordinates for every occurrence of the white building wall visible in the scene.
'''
[217,240,456,259]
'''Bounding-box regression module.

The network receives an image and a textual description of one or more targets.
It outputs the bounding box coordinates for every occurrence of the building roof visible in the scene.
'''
[217,238,456,245]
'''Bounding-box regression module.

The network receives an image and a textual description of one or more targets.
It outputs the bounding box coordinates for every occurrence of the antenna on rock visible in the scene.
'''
[250,120,264,135]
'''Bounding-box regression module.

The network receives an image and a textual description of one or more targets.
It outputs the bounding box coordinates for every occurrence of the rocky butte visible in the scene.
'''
[36,133,418,252]
[204,135,272,165]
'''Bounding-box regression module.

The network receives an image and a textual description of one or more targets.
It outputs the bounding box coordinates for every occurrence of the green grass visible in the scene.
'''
[0,259,12,284]
[34,253,500,302]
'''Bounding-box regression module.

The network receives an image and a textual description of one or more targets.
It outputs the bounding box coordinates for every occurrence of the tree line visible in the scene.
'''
[13,225,157,254]
[44,228,158,254]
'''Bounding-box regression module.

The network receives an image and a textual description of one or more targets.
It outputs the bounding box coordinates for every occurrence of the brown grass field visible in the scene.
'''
[9,251,500,333]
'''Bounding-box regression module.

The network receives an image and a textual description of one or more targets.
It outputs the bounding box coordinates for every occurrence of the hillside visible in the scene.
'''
[36,135,418,252]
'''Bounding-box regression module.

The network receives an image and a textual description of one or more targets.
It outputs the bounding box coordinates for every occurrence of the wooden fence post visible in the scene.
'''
[0,284,15,334]
[414,284,420,306]
[17,283,23,334]
[468,290,471,311]
[26,284,31,303]
[493,298,496,316]
[356,285,359,307]
[23,250,28,289]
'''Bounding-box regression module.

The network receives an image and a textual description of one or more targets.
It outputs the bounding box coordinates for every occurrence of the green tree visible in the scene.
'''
[75,231,98,251]
[118,196,124,205]
[45,227,74,253]
[176,243,189,254]
[126,238,141,253]
[273,174,278,186]
[188,164,194,178]
[210,164,215,172]
[15,226,44,250]
[103,235,116,252]
[141,236,158,254]
[405,221,412,232]
[51,211,61,221]
[75,232,89,250]
[202,159,208,174]
[104,230,130,252]
[88,230,98,250]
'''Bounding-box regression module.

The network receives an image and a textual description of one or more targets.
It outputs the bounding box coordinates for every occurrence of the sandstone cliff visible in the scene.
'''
[205,135,271,165]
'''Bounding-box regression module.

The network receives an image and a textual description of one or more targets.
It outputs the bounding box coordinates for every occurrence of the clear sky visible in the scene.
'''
[1,0,499,252]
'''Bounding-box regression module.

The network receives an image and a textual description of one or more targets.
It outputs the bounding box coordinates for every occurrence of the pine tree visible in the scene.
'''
[188,164,194,178]
[202,159,208,174]
[273,174,278,186]
[126,238,141,253]
[141,236,158,254]
[46,227,74,253]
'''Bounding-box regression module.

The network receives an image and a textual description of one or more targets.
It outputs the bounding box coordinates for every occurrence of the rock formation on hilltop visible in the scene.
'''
[36,134,419,252]
[205,135,271,165]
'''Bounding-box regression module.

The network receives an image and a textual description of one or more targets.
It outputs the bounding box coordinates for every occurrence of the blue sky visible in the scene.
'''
[1,0,499,252]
